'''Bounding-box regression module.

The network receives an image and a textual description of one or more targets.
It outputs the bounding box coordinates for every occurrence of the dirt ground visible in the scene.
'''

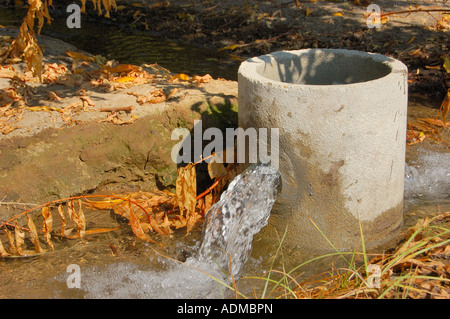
[1,0,449,100]
[46,0,449,101]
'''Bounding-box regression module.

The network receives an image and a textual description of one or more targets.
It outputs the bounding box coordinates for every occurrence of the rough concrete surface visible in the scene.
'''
[238,48,408,251]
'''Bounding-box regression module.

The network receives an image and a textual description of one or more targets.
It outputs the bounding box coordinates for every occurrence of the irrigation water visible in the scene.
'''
[74,151,448,299]
[74,163,281,298]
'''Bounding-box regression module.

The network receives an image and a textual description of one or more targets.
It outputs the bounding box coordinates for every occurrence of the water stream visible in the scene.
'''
[74,163,281,299]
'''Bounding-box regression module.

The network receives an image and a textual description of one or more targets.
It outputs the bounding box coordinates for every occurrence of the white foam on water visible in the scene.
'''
[54,151,448,299]
[75,163,281,299]
[79,259,228,299]
[404,150,450,201]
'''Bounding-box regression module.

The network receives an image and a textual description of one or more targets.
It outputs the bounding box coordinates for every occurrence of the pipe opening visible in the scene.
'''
[256,49,392,85]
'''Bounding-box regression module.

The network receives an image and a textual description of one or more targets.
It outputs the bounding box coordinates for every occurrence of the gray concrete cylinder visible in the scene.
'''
[238,49,408,251]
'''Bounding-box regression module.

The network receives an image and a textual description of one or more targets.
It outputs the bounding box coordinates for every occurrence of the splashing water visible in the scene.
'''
[195,162,281,276]
[79,163,281,298]
[404,150,450,201]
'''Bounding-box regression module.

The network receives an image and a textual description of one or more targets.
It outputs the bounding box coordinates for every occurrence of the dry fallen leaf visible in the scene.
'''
[98,112,138,125]
[0,67,16,79]
[57,204,66,240]
[207,158,227,179]
[41,206,54,250]
[115,76,136,83]
[80,95,95,107]
[176,164,197,217]
[66,51,95,62]
[417,118,450,128]
[103,64,139,74]
[128,202,163,247]
[151,0,170,9]
[67,200,76,221]
[190,74,212,84]
[0,237,9,257]
[169,73,190,82]
[62,226,120,239]
[26,213,44,253]
[14,223,25,256]
[26,105,63,113]
[4,227,16,255]
[84,197,126,210]
[186,211,202,236]
[441,90,449,125]
[72,200,86,241]
[47,91,62,101]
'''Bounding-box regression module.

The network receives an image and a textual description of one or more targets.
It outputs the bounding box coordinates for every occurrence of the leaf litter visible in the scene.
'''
[407,89,450,146]
[0,156,238,258]
[253,210,450,299]
[0,3,214,135]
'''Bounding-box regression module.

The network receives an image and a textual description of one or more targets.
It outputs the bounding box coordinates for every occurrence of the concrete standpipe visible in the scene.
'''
[238,49,408,251]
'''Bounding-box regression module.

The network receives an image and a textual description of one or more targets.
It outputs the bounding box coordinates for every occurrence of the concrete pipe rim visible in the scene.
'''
[238,48,408,89]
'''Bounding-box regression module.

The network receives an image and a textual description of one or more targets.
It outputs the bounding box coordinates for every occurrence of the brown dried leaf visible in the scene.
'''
[186,211,202,236]
[128,202,163,247]
[25,41,43,78]
[158,213,173,235]
[190,74,212,84]
[80,95,95,107]
[0,67,16,79]
[171,215,187,229]
[47,91,62,101]
[441,90,449,125]
[84,197,125,210]
[151,1,170,9]
[62,226,120,239]
[57,204,66,240]
[26,213,44,253]
[73,199,86,241]
[4,227,16,254]
[166,88,178,100]
[0,238,9,257]
[65,51,95,62]
[111,114,138,125]
[207,158,227,179]
[97,112,138,125]
[197,192,216,216]
[103,64,139,74]
[176,164,197,217]
[67,200,76,221]
[14,223,25,255]
[417,118,449,128]
[409,121,439,134]
[148,89,166,104]
[41,206,54,250]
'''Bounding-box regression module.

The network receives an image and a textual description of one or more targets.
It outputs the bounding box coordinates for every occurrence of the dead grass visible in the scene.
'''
[243,209,450,299]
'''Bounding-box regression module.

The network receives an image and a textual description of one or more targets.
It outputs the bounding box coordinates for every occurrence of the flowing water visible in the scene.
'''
[76,163,281,299]
[0,163,281,299]
[0,142,446,299]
